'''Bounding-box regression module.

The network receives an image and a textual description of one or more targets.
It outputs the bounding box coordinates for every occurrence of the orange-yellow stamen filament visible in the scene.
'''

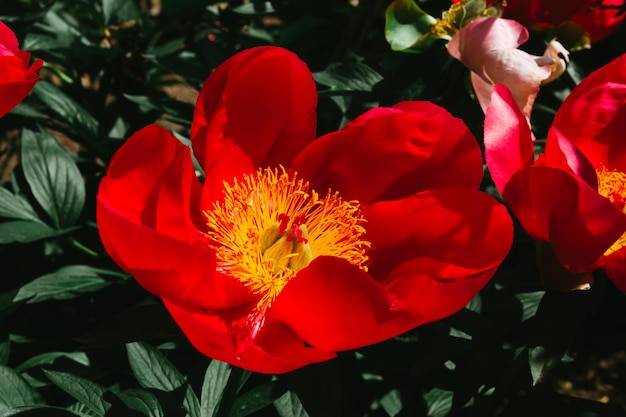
[596,165,626,255]
[204,167,370,309]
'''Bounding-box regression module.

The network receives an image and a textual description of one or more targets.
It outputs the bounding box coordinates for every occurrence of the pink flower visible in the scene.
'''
[448,17,568,118]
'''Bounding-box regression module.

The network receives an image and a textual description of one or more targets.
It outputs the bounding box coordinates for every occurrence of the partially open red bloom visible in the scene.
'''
[97,46,513,374]
[0,21,43,118]
[503,0,626,43]
[485,54,626,291]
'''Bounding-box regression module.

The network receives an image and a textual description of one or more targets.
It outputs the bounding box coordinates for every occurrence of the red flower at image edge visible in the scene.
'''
[0,21,42,118]
[485,53,626,291]
[450,0,626,43]
[97,46,513,374]
[503,0,626,43]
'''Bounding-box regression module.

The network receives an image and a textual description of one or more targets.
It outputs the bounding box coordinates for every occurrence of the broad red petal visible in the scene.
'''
[164,299,336,374]
[363,188,513,281]
[291,102,479,204]
[484,84,538,232]
[191,46,317,177]
[553,54,626,171]
[270,257,418,351]
[527,165,626,272]
[385,258,496,324]
[544,128,598,189]
[97,125,253,309]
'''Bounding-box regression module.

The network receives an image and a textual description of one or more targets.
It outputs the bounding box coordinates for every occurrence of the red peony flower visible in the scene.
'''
[0,21,43,118]
[97,46,513,374]
[502,0,626,43]
[484,53,626,291]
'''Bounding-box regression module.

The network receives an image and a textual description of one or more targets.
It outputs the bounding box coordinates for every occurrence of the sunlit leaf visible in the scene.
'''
[126,342,200,417]
[43,370,110,417]
[13,265,119,304]
[0,365,43,411]
[385,0,438,52]
[20,128,85,229]
[0,221,71,244]
[118,389,164,417]
[32,81,98,143]
[200,360,231,417]
[274,391,308,417]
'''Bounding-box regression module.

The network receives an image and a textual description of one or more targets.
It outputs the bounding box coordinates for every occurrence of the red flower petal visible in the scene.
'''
[601,248,626,292]
[97,125,254,309]
[553,54,626,171]
[270,257,418,351]
[364,188,513,282]
[291,102,480,204]
[0,21,20,55]
[544,128,598,189]
[191,46,317,178]
[0,55,42,118]
[163,299,336,374]
[484,84,539,234]
[526,165,626,272]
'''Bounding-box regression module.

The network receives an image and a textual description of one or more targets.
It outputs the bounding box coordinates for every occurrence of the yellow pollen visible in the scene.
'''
[596,165,626,256]
[204,166,370,309]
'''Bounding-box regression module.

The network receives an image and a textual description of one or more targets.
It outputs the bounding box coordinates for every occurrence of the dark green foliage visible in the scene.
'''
[1,1,626,416]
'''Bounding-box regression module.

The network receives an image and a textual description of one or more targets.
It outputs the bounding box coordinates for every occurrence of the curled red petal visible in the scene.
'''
[0,55,42,118]
[270,257,418,351]
[553,54,626,171]
[292,101,480,204]
[97,125,254,309]
[526,165,626,272]
[163,299,336,374]
[0,21,20,55]
[484,84,540,234]
[191,46,317,177]
[364,188,513,281]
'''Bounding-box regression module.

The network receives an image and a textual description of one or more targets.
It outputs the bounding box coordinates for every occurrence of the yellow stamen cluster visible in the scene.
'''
[596,165,626,256]
[204,167,370,308]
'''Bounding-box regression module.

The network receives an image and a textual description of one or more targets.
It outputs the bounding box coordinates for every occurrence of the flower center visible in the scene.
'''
[596,165,626,255]
[204,167,370,309]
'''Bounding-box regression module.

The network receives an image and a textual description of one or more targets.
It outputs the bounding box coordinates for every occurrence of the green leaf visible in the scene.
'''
[314,63,383,93]
[0,221,72,244]
[423,388,453,417]
[379,389,402,417]
[515,291,545,322]
[103,0,140,25]
[273,392,309,417]
[118,389,164,417]
[126,342,200,417]
[32,81,98,143]
[16,352,89,373]
[528,346,564,386]
[0,188,40,222]
[0,342,9,366]
[0,406,81,417]
[43,370,110,417]
[200,360,231,417]
[0,365,44,411]
[232,2,274,15]
[13,265,117,304]
[385,0,438,52]
[231,381,284,417]
[20,128,85,229]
